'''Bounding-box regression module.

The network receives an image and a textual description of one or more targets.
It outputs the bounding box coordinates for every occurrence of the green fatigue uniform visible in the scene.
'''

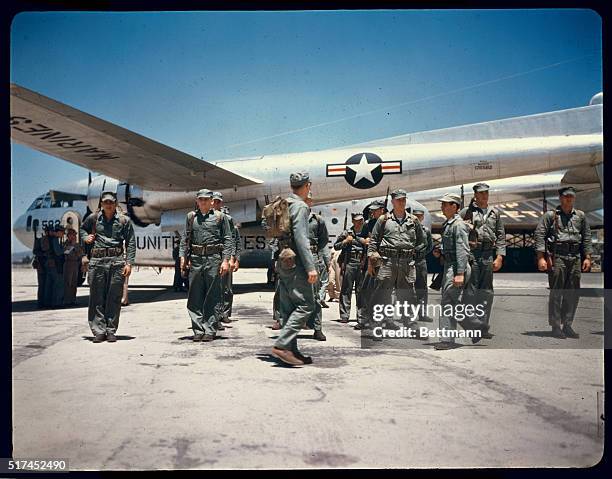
[274,193,318,354]
[459,200,506,331]
[221,212,242,320]
[534,205,592,330]
[32,233,49,308]
[306,211,330,331]
[415,225,434,320]
[334,223,366,322]
[367,209,426,329]
[180,209,234,337]
[44,232,65,308]
[80,211,136,336]
[63,241,85,305]
[439,211,471,344]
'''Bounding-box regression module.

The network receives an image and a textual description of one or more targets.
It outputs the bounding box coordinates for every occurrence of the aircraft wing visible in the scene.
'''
[10,83,262,191]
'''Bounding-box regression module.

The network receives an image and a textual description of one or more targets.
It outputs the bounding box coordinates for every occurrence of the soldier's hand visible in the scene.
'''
[84,234,95,244]
[228,258,235,270]
[232,260,240,272]
[122,264,132,277]
[220,260,230,276]
[582,258,591,272]
[453,274,464,287]
[493,256,503,272]
[307,270,318,284]
[344,235,353,244]
[537,257,548,272]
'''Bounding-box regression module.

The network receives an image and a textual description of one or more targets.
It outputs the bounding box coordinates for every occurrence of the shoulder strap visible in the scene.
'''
[376,213,389,251]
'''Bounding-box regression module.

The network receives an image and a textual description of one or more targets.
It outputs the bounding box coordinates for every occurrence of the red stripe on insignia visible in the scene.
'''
[327,166,346,172]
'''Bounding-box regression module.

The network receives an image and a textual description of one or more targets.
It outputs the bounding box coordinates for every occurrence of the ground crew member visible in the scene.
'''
[535,186,592,339]
[63,228,85,306]
[180,189,233,342]
[173,232,188,292]
[355,199,385,330]
[459,182,505,337]
[367,189,426,339]
[32,225,50,309]
[44,224,65,308]
[334,212,366,324]
[434,193,471,350]
[413,207,435,322]
[270,172,318,366]
[327,249,342,302]
[81,191,136,343]
[305,191,329,341]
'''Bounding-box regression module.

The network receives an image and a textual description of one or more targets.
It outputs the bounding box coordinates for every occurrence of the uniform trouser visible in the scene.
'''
[173,261,185,289]
[44,266,64,308]
[222,269,234,318]
[274,262,316,353]
[187,254,223,336]
[327,261,341,300]
[414,259,429,319]
[319,262,329,302]
[88,257,125,335]
[339,261,365,321]
[307,256,324,331]
[358,270,376,326]
[272,278,281,322]
[63,260,80,304]
[36,266,47,307]
[371,258,418,327]
[462,252,494,329]
[439,263,471,343]
[547,255,581,328]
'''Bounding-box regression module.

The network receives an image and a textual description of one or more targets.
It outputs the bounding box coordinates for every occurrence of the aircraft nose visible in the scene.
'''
[13,213,31,250]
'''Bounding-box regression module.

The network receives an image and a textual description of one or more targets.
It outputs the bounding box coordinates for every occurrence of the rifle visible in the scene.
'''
[366,186,390,277]
[339,208,350,278]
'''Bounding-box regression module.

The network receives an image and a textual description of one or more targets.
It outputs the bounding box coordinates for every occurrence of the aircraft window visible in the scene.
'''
[42,195,51,209]
[27,196,44,211]
[331,218,339,225]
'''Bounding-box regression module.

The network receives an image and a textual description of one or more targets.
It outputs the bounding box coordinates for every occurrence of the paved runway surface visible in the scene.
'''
[11,266,604,469]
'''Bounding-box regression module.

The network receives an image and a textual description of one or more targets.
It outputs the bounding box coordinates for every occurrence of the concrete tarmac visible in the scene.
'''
[11,266,604,469]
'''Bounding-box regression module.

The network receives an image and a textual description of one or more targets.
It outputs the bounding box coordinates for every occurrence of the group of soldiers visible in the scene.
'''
[32,174,593,358]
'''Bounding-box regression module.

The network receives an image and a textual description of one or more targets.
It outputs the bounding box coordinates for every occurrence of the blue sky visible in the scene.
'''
[11,9,602,251]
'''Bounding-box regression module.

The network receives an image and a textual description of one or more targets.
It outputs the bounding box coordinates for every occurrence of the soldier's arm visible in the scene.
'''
[534,212,552,256]
[413,217,426,254]
[455,222,470,274]
[124,220,136,265]
[179,215,189,258]
[221,215,233,261]
[425,229,434,255]
[319,220,331,265]
[79,216,92,243]
[333,231,346,250]
[293,204,317,273]
[367,217,383,257]
[495,211,506,257]
[581,214,593,257]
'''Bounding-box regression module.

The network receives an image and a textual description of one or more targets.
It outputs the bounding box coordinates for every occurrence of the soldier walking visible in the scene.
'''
[80,191,136,343]
[63,228,85,306]
[367,189,427,338]
[535,186,592,339]
[434,193,471,350]
[459,183,506,337]
[32,225,49,309]
[334,212,366,324]
[268,172,319,366]
[305,192,329,341]
[180,189,233,342]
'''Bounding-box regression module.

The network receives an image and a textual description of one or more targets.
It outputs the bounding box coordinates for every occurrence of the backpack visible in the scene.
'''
[463,201,497,249]
[261,196,291,239]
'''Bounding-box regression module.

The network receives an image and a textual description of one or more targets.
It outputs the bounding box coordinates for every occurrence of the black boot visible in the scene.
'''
[563,324,579,339]
[551,326,566,339]
[313,330,327,341]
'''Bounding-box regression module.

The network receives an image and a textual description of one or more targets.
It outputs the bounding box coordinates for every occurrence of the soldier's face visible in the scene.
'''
[372,208,384,219]
[474,190,489,205]
[440,201,458,218]
[353,219,364,230]
[560,194,575,210]
[101,199,116,215]
[197,197,212,211]
[392,197,406,211]
[415,213,424,222]
[213,199,223,210]
[67,232,76,242]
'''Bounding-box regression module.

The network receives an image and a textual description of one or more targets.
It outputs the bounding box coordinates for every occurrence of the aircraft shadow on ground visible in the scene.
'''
[82,335,136,341]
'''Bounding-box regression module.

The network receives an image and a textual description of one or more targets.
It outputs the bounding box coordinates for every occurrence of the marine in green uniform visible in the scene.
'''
[271,172,319,366]
[305,191,329,341]
[45,224,65,308]
[434,193,470,350]
[459,182,506,337]
[32,225,50,309]
[63,228,85,306]
[355,199,386,330]
[412,208,435,323]
[81,191,136,343]
[534,186,592,339]
[334,213,366,324]
[180,189,233,342]
[367,189,427,338]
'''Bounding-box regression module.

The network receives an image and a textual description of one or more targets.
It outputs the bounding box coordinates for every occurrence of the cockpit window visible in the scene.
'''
[27,196,44,211]
[41,194,51,209]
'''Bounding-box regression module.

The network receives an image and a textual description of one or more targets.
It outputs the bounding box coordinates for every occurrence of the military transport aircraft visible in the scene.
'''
[11,83,603,268]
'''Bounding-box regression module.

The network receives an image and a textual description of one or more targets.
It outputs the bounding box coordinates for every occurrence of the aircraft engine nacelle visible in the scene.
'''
[87,176,160,226]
